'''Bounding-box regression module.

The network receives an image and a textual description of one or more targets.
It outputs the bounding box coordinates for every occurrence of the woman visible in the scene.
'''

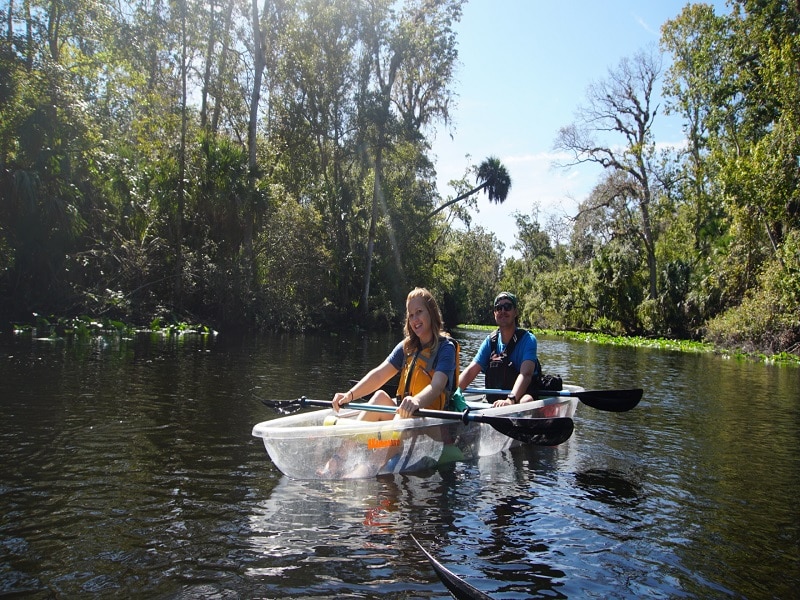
[332,287,457,420]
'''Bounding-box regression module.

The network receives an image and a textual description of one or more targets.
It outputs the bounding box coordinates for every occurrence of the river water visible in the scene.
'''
[0,328,797,599]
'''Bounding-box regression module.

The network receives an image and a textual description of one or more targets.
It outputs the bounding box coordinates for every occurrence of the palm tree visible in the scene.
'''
[424,156,512,222]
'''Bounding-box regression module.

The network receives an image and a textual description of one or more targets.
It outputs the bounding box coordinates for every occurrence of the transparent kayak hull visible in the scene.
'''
[252,387,580,480]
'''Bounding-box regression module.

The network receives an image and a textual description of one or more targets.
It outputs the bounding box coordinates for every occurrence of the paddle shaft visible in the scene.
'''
[464,386,642,412]
[303,396,554,423]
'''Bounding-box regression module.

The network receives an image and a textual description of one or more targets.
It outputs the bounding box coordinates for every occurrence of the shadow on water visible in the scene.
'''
[573,468,643,508]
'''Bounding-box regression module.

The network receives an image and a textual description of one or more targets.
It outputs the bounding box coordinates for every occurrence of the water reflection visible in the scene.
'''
[396,444,580,599]
[245,469,464,597]
[244,446,575,598]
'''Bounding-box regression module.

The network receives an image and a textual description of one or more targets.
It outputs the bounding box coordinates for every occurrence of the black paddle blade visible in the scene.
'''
[411,535,494,600]
[260,397,304,414]
[576,388,643,412]
[478,415,574,446]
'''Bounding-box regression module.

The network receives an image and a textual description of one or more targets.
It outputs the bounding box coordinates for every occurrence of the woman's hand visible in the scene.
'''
[332,390,354,412]
[396,395,421,418]
[491,398,514,408]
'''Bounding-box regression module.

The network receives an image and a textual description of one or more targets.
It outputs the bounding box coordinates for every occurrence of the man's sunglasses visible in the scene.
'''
[494,303,514,312]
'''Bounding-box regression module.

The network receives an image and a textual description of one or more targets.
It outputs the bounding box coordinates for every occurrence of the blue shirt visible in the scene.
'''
[473,329,538,372]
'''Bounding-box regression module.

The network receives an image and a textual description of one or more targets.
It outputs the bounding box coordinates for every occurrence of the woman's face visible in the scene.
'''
[407,296,432,343]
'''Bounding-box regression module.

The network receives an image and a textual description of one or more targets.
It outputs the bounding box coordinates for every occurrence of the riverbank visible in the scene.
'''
[455,325,800,367]
[9,314,799,367]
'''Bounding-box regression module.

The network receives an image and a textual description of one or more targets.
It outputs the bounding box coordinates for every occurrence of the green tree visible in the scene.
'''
[424,155,511,222]
[661,3,728,257]
[435,225,503,326]
[0,0,112,316]
[358,0,463,317]
[266,0,361,308]
[662,0,800,352]
[554,47,665,305]
[512,209,554,272]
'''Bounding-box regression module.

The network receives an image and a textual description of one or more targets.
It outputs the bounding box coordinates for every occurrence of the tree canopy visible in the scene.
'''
[0,0,797,357]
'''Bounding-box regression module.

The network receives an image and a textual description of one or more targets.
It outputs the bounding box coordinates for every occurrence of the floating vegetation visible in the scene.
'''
[13,314,217,340]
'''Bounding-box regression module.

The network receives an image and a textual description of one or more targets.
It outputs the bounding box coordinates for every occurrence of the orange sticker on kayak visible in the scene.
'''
[367,438,401,450]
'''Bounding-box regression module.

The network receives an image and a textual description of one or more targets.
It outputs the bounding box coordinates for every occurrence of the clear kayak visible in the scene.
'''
[251,387,580,480]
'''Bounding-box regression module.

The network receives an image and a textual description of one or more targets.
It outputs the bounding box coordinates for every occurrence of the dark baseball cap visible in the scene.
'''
[493,291,517,308]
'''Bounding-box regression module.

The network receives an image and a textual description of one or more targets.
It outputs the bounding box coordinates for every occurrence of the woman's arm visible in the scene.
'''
[332,360,398,411]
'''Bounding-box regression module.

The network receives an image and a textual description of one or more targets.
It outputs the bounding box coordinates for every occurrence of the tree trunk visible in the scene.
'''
[175,0,188,307]
[6,0,12,42]
[46,0,60,62]
[362,146,382,316]
[199,0,216,130]
[24,0,33,70]
[249,0,265,172]
[244,0,267,286]
[211,0,234,133]
[423,181,486,222]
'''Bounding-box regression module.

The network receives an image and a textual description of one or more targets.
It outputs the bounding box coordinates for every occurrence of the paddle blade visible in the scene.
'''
[479,415,574,446]
[411,535,494,600]
[575,388,643,412]
[260,397,304,414]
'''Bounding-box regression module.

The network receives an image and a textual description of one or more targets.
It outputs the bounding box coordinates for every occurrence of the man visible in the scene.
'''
[458,291,540,407]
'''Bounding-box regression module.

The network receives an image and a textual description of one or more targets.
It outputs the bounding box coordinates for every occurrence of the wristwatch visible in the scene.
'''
[506,393,516,403]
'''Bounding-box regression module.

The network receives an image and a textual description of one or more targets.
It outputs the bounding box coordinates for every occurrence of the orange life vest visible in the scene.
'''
[396,336,460,411]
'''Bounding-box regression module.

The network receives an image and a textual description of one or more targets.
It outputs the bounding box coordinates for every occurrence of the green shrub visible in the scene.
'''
[704,243,800,355]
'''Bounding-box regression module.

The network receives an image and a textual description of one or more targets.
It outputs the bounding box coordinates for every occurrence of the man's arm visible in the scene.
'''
[458,361,482,390]
[510,359,536,401]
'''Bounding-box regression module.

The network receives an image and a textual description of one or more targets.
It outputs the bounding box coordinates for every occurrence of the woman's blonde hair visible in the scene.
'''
[403,287,446,355]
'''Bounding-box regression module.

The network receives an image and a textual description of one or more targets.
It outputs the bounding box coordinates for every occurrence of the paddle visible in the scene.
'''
[411,534,493,600]
[261,396,574,446]
[464,386,642,413]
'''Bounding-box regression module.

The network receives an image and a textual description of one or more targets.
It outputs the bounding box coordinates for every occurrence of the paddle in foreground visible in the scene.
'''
[411,534,494,600]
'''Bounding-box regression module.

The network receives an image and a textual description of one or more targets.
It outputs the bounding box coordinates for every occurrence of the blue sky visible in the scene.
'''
[430,0,728,256]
